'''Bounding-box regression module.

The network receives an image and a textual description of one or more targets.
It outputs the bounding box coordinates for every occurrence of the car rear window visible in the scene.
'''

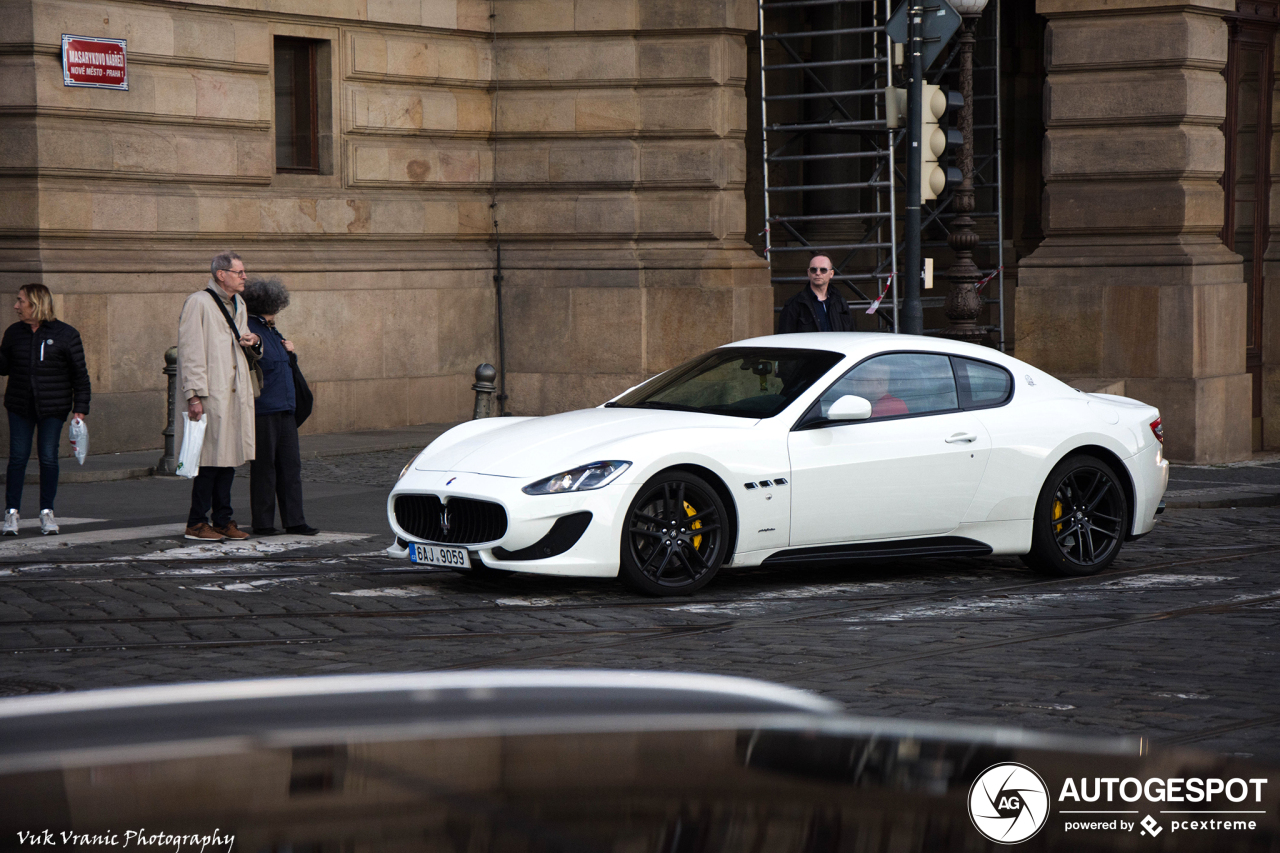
[953,356,1012,408]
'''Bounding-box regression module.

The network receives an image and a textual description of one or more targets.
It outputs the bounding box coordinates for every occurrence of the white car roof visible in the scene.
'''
[727,332,1014,363]
[724,332,1074,398]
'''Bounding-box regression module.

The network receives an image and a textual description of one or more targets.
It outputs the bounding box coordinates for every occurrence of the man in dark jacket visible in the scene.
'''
[777,254,853,334]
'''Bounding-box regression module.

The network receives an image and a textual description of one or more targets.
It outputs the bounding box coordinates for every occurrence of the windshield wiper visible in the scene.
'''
[622,401,701,412]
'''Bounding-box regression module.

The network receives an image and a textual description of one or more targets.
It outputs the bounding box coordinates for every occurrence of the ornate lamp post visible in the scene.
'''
[941,0,989,343]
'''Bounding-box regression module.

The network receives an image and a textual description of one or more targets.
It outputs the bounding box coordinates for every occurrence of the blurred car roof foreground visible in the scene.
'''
[0,671,1274,853]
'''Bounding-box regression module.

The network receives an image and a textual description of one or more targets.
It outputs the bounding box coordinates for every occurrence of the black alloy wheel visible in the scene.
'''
[1024,454,1128,576]
[620,471,730,596]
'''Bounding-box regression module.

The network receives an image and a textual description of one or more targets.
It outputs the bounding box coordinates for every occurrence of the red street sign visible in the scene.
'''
[62,35,128,90]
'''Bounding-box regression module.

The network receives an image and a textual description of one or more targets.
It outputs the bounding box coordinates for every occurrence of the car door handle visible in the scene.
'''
[945,432,978,444]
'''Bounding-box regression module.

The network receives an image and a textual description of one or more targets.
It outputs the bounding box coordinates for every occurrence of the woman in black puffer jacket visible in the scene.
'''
[0,284,91,535]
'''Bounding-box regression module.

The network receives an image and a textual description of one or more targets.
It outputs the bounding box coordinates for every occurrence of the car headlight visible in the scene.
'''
[398,454,418,481]
[522,461,630,495]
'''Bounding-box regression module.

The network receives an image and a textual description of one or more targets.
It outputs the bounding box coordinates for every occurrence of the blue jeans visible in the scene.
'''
[6,411,64,513]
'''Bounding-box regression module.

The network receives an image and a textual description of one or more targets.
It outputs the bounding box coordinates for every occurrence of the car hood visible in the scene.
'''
[416,407,754,477]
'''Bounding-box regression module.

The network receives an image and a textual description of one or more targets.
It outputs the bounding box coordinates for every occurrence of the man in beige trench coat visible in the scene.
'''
[178,251,262,541]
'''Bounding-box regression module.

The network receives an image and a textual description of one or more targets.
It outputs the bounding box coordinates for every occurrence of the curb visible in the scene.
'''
[37,467,154,485]
[300,440,437,461]
[1162,492,1280,510]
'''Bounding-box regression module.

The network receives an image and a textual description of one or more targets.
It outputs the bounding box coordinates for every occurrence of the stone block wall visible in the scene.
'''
[0,0,771,453]
[1018,0,1251,464]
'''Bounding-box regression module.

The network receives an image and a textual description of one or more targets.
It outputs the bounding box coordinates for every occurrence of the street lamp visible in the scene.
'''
[941,0,989,343]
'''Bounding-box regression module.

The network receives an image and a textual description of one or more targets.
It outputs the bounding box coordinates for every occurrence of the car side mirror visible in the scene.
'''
[827,395,872,421]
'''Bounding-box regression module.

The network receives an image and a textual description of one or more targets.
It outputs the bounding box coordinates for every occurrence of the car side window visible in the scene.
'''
[952,356,1012,408]
[815,353,958,421]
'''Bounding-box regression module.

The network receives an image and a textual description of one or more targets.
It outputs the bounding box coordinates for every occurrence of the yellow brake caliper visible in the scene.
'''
[684,501,702,550]
[1052,499,1064,534]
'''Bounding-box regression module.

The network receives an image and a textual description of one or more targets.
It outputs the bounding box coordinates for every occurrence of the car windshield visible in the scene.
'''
[609,347,844,419]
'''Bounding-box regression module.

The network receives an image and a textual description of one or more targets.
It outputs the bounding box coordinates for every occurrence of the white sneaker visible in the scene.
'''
[2,510,17,536]
[39,509,58,535]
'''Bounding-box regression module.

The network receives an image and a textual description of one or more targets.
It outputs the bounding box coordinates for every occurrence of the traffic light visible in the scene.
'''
[919,84,963,202]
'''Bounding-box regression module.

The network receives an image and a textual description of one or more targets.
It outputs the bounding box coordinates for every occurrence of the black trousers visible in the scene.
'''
[188,466,236,528]
[250,411,306,530]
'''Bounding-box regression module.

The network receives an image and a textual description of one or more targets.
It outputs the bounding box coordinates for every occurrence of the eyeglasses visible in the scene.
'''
[808,266,831,274]
[222,269,248,278]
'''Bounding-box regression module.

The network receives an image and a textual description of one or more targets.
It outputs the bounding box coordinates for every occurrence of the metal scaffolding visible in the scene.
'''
[759,0,899,331]
[758,0,1005,347]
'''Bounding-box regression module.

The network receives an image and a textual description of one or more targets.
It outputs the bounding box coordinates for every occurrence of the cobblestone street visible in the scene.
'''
[0,450,1276,763]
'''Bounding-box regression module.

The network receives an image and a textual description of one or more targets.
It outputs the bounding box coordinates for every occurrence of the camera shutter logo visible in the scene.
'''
[968,763,1050,844]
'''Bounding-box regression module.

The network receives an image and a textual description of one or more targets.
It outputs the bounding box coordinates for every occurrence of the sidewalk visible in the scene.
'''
[2,422,457,485]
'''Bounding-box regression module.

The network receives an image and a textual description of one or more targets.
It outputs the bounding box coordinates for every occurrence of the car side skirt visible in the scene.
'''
[761,536,993,565]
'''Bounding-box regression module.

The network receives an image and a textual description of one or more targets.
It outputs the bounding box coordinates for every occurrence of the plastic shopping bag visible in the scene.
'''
[176,412,206,479]
[68,417,88,465]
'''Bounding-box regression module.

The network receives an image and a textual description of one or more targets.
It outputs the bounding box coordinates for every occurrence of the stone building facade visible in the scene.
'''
[0,0,772,453]
[1016,0,1256,464]
[5,0,1277,467]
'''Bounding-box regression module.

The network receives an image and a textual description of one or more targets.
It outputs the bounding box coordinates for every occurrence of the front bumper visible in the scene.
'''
[387,470,635,577]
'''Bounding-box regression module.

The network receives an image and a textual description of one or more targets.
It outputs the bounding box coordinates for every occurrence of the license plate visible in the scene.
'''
[409,543,471,569]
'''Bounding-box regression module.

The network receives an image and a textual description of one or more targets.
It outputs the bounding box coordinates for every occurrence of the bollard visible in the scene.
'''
[156,346,179,475]
[472,363,497,419]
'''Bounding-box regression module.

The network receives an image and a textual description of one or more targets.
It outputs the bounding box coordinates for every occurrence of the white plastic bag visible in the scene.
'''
[176,412,206,479]
[68,417,88,465]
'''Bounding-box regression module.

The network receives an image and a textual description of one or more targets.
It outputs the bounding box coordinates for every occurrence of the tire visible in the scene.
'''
[1023,454,1129,576]
[620,471,730,596]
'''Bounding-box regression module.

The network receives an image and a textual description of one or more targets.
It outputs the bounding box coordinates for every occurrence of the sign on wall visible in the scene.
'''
[61,35,128,90]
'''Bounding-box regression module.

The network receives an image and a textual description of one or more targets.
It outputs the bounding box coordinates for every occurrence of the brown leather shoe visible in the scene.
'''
[184,523,225,541]
[212,521,251,540]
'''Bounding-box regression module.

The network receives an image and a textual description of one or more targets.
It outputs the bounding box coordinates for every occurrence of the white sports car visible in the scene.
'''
[387,333,1169,596]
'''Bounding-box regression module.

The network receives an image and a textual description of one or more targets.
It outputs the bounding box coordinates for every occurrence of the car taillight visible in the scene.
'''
[1150,417,1163,444]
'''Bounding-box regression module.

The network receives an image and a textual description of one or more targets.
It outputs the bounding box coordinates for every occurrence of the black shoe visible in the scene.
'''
[252,527,279,536]
[286,524,320,536]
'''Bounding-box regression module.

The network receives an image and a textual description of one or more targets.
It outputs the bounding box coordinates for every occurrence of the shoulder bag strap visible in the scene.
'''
[207,290,242,339]
[208,291,262,368]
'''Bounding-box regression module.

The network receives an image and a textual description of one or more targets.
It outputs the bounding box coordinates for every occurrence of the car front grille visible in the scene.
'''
[393,494,508,545]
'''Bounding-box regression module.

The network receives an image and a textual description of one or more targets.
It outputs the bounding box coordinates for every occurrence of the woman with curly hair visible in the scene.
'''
[242,277,317,536]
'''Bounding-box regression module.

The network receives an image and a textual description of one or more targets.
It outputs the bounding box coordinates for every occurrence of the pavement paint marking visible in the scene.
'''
[331,585,438,598]
[1088,573,1235,589]
[744,581,903,600]
[1155,692,1212,700]
[494,596,568,607]
[132,532,369,560]
[193,577,303,593]
[1003,702,1077,711]
[156,562,313,576]
[664,602,772,616]
[0,561,119,576]
[844,592,1082,622]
